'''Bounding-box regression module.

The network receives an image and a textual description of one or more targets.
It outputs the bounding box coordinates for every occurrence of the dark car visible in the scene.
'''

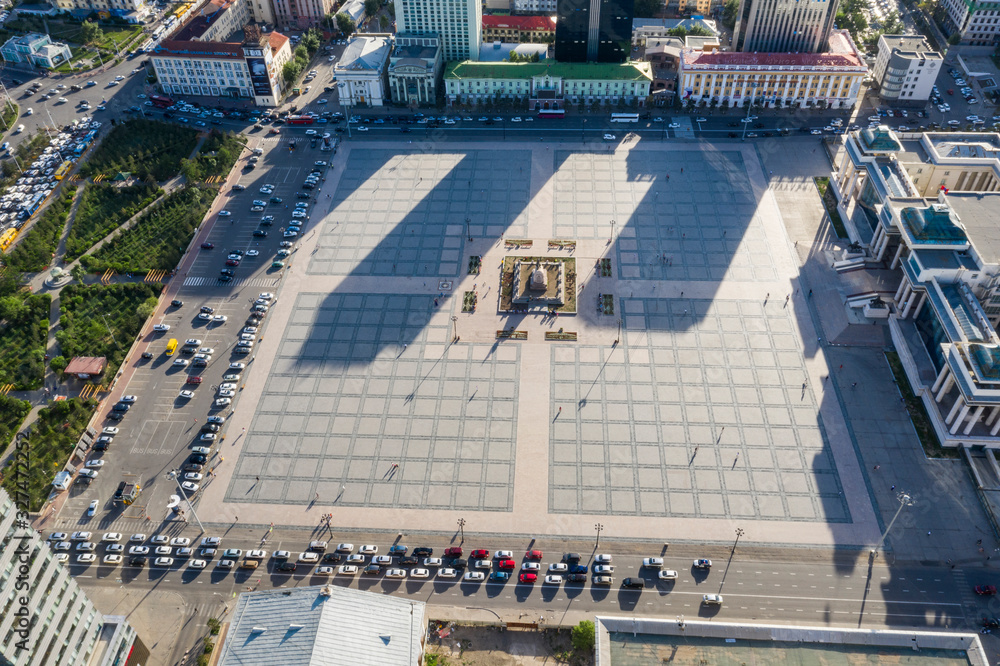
[220,269,234,276]
[984,617,1000,629]
[94,438,111,451]
[200,306,215,314]
[128,557,145,567]
[226,258,240,266]
[568,564,588,574]
[171,299,184,307]
[253,230,267,237]
[412,547,433,558]
[567,573,587,583]
[444,547,462,557]
[363,564,381,575]
[562,553,581,563]
[471,549,489,559]
[277,562,296,572]
[450,558,468,569]
[189,454,207,464]
[975,585,997,595]
[112,402,130,412]
[183,463,204,472]
[269,196,282,203]
[490,571,509,582]
[322,553,342,564]
[389,545,408,555]
[141,352,153,359]
[399,556,419,566]
[622,577,645,589]
[107,411,125,421]
[296,191,310,199]
[200,242,214,249]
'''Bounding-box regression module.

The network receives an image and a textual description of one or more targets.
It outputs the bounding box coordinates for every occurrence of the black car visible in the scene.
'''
[201,424,220,433]
[189,454,207,464]
[259,218,272,226]
[277,562,296,572]
[322,553,342,564]
[183,463,204,472]
[107,411,125,421]
[112,402,131,412]
[399,556,419,566]
[193,358,208,367]
[567,573,587,583]
[220,269,234,276]
[450,558,468,569]
[232,184,246,191]
[363,564,381,575]
[562,553,581,562]
[246,318,261,327]
[171,299,183,307]
[231,249,245,256]
[141,352,153,359]
[296,191,310,199]
[253,230,267,237]
[400,127,411,133]
[128,557,145,567]
[984,617,1000,629]
[93,440,109,451]
[622,577,645,589]
[200,306,215,314]
[412,547,433,558]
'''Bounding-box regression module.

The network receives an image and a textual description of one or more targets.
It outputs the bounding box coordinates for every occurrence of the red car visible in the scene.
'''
[519,572,537,583]
[226,258,240,266]
[444,547,463,557]
[525,550,543,560]
[185,376,203,384]
[975,585,997,595]
[200,242,214,249]
[471,549,490,559]
[497,559,515,570]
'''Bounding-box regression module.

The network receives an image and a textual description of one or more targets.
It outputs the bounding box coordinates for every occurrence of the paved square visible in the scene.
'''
[209,141,879,546]
[308,150,532,277]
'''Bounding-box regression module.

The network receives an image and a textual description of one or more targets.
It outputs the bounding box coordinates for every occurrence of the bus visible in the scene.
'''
[53,160,73,180]
[20,192,45,218]
[610,113,639,123]
[150,94,173,108]
[166,338,178,356]
[287,115,314,125]
[538,109,565,119]
[0,228,17,251]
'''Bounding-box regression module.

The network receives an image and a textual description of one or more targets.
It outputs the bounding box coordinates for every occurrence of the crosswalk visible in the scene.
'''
[183,276,281,287]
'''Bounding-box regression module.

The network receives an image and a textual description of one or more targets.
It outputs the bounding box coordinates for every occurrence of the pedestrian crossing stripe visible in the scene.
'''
[183,276,281,287]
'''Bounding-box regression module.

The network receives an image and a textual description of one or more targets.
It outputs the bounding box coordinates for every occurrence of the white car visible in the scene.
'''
[154,546,172,556]
[213,315,227,323]
[521,562,540,571]
[87,500,99,516]
[150,535,169,544]
[189,559,207,569]
[229,363,245,370]
[218,210,231,217]
[594,554,612,563]
[219,383,237,391]
[544,575,563,584]
[78,468,98,479]
[217,559,235,569]
[215,398,232,407]
[130,534,147,543]
[129,546,149,555]
[76,542,96,551]
[102,554,123,565]
[593,565,614,574]
[217,390,235,398]
[603,133,615,140]
[200,432,217,441]
[703,593,724,605]
[463,571,485,581]
[338,565,359,575]
[76,554,97,564]
[179,390,194,399]
[191,446,211,454]
[102,532,122,542]
[173,358,190,367]
[410,568,430,578]
[495,550,513,559]
[85,459,105,469]
[102,426,119,435]
[548,563,567,572]
[385,568,406,579]
[438,568,458,578]
[181,482,200,493]
[658,569,679,580]
[184,472,203,481]
[153,324,170,332]
[345,554,365,564]
[246,250,259,257]
[298,552,319,563]
[668,122,680,129]
[170,537,191,547]
[154,557,174,567]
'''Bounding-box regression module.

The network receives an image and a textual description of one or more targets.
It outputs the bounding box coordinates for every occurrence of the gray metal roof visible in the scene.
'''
[219,585,425,666]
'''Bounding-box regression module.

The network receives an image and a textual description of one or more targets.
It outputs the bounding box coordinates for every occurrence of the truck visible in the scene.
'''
[113,481,142,505]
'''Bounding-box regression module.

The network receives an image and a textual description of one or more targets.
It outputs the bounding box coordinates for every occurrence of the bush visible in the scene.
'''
[0,287,50,389]
[80,119,199,182]
[0,394,30,446]
[180,131,245,182]
[80,186,216,273]
[56,282,162,380]
[3,186,78,273]
[0,397,97,512]
[64,182,161,261]
[571,620,594,653]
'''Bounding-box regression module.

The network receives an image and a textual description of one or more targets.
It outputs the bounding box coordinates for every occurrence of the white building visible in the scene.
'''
[270,0,334,30]
[939,0,1000,45]
[394,0,482,62]
[335,33,393,107]
[0,488,148,666]
[513,0,557,11]
[51,0,152,22]
[388,33,442,107]
[0,32,72,69]
[872,35,941,104]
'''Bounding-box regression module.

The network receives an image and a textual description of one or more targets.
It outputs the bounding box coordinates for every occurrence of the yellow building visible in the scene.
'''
[679,30,867,109]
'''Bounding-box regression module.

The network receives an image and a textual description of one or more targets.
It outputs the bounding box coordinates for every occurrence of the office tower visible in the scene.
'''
[554,0,634,63]
[0,488,148,665]
[394,0,481,62]
[732,0,840,53]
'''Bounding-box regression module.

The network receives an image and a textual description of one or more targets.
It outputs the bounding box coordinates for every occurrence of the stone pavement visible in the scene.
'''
[192,137,892,552]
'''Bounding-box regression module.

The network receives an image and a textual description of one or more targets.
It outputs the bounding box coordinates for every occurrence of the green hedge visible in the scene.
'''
[0,398,97,513]
[64,182,162,261]
[80,187,215,273]
[80,119,199,182]
[56,282,162,381]
[3,186,78,273]
[0,394,30,446]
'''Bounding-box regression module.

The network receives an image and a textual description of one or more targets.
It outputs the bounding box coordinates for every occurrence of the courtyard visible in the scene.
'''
[201,140,880,547]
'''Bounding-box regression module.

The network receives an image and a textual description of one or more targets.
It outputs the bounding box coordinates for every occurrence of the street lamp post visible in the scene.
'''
[733,527,745,552]
[451,315,459,343]
[615,318,621,345]
[465,217,472,242]
[871,491,914,556]
[741,82,758,141]
[610,219,616,244]
[167,470,205,532]
[581,118,586,141]
[457,517,466,541]
[101,313,120,348]
[595,522,604,547]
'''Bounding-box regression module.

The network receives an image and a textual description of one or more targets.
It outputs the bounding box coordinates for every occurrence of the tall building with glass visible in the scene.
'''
[0,488,148,666]
[732,0,840,53]
[394,0,481,62]
[554,0,634,63]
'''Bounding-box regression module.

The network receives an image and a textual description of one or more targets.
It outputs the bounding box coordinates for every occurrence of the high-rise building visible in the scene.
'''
[732,0,840,53]
[938,0,1000,45]
[0,488,148,666]
[554,0,634,63]
[394,0,482,62]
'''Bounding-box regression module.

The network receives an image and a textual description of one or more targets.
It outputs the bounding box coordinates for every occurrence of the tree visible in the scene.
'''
[336,12,356,35]
[722,0,740,29]
[70,265,86,283]
[364,0,379,16]
[302,29,320,53]
[49,355,67,375]
[571,621,595,653]
[283,60,302,85]
[378,14,389,30]
[136,296,158,320]
[634,0,663,18]
[81,20,103,46]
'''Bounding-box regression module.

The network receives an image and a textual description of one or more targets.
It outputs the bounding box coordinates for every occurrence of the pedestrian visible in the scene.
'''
[808,289,813,297]
[315,492,319,500]
[852,382,857,388]
[891,485,895,491]
[256,475,260,481]
[558,407,562,413]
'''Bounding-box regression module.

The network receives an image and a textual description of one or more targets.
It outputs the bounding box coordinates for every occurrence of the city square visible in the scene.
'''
[200,139,881,548]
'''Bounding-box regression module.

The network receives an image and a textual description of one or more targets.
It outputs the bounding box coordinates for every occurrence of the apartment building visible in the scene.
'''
[732,0,840,52]
[872,34,942,104]
[270,0,334,30]
[395,0,482,62]
[938,0,1000,45]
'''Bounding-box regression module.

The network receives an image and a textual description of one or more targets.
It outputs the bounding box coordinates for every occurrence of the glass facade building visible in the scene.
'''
[554,0,634,64]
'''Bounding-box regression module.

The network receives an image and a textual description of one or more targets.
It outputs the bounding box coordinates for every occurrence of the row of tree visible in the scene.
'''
[282,29,322,85]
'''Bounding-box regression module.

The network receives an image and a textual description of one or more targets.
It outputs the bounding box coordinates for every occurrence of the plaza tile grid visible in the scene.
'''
[228,293,519,510]
[549,297,850,523]
[308,150,531,277]
[553,150,770,282]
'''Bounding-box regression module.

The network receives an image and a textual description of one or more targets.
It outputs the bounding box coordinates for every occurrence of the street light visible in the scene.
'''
[451,315,459,343]
[457,517,466,541]
[581,117,586,141]
[733,527,745,552]
[871,491,914,556]
[610,219,616,244]
[595,522,604,547]
[101,313,120,348]
[167,469,205,532]
[465,217,472,242]
[615,318,621,345]
[741,82,759,141]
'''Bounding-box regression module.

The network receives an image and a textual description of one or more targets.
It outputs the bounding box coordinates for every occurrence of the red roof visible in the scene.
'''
[269,31,289,53]
[65,357,107,376]
[482,15,556,32]
[683,30,864,69]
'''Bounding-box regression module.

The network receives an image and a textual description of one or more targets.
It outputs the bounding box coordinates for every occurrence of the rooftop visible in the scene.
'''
[483,15,556,31]
[943,192,1000,265]
[899,203,968,245]
[64,356,107,375]
[682,29,865,70]
[478,42,549,62]
[447,60,652,81]
[633,17,719,34]
[218,585,425,666]
[336,34,393,73]
[879,34,938,56]
[924,132,1000,161]
[171,0,233,41]
[858,125,902,153]
[392,40,438,61]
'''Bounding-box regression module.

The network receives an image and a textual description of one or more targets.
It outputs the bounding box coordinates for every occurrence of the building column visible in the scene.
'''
[890,243,905,269]
[912,292,927,319]
[987,406,1000,426]
[894,279,908,302]
[950,403,971,434]
[992,413,1000,436]
[901,293,918,318]
[946,394,965,424]
[936,372,955,402]
[871,226,884,252]
[964,405,986,435]
[931,364,950,393]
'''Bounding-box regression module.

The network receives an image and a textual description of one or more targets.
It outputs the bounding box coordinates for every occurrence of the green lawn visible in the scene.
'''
[56,282,162,380]
[80,119,199,182]
[64,183,162,262]
[3,186,78,273]
[80,187,215,273]
[0,101,18,133]
[0,285,50,390]
[0,398,97,512]
[0,394,30,446]
[814,177,849,239]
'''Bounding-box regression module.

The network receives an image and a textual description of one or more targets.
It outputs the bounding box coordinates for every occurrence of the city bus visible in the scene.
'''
[610,113,639,123]
[538,108,565,119]
[166,338,178,356]
[286,115,315,125]
[150,94,173,108]
[53,160,73,180]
